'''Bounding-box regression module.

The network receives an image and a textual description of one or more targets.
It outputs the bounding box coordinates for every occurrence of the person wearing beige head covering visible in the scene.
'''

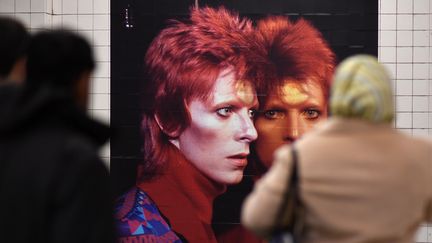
[242,54,432,243]
[330,54,394,123]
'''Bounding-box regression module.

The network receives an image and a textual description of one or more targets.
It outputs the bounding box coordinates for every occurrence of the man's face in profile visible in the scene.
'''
[254,79,327,168]
[173,69,259,185]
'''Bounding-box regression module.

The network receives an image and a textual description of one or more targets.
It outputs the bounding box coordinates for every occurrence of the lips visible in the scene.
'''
[228,153,249,159]
[227,153,249,167]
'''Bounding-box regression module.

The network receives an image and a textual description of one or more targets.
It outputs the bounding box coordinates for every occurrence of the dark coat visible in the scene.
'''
[0,84,115,243]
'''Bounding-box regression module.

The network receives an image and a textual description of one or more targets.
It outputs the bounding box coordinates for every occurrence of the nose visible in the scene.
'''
[283,112,301,143]
[236,112,258,143]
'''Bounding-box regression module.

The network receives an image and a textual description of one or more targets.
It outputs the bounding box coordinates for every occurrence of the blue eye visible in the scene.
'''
[264,110,285,120]
[303,109,321,119]
[216,107,233,117]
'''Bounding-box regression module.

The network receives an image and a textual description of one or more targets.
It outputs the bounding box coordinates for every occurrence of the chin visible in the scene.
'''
[223,173,244,185]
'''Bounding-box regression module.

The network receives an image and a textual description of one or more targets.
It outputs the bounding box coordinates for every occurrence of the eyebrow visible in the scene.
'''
[212,96,258,108]
[264,97,324,107]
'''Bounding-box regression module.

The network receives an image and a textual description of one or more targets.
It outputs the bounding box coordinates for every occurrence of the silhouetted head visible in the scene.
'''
[26,29,95,108]
[0,17,29,83]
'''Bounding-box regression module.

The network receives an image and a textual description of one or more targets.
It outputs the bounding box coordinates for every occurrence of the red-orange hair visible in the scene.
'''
[140,7,253,181]
[246,16,335,105]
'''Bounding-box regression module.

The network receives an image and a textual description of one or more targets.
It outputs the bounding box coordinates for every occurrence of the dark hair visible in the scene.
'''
[26,29,95,89]
[247,16,335,104]
[139,7,254,180]
[0,17,29,78]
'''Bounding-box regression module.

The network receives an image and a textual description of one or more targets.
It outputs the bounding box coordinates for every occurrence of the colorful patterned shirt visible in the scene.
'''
[115,187,182,243]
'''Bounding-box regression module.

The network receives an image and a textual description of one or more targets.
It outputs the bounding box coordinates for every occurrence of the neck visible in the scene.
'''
[139,146,226,227]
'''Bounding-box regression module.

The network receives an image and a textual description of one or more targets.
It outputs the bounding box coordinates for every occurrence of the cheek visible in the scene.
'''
[179,121,224,171]
[254,118,285,167]
[255,118,277,141]
[187,117,232,150]
[255,117,288,142]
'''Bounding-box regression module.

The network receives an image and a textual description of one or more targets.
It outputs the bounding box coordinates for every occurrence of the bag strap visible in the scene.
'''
[290,145,299,196]
[291,146,302,243]
[272,144,300,237]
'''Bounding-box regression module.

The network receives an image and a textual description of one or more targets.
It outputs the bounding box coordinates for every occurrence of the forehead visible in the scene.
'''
[207,69,257,105]
[267,79,325,105]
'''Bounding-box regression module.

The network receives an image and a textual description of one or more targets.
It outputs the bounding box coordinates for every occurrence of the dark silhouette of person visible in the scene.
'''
[0,29,115,243]
[0,16,29,84]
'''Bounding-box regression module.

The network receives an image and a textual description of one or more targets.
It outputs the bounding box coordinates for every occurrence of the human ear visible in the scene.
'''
[74,71,91,110]
[154,114,181,138]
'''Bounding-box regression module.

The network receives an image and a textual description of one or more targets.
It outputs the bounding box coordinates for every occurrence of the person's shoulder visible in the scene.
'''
[392,129,432,147]
[61,132,98,155]
[114,187,165,230]
[409,133,432,144]
[409,135,432,152]
[17,119,94,150]
[114,187,182,242]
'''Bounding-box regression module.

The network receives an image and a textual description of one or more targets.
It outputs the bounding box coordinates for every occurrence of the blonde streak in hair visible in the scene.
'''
[356,63,392,122]
[330,63,362,117]
[357,62,394,122]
